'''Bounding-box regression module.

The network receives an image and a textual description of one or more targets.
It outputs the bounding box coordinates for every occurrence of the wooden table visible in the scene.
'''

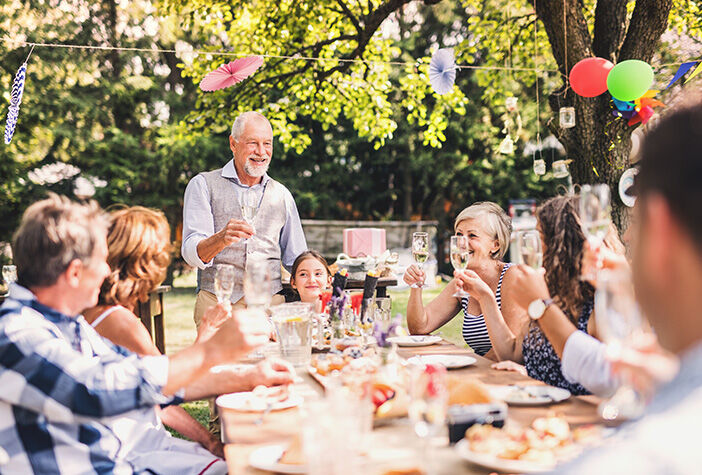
[221,341,605,474]
[134,285,170,354]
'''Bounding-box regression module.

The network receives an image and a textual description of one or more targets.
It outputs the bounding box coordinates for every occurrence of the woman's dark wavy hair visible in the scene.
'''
[536,195,594,321]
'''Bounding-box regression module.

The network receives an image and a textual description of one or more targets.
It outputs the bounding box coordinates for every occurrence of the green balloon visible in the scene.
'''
[607,60,654,102]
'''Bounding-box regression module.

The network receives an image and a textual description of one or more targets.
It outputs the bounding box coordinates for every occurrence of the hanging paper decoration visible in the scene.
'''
[664,61,697,89]
[4,62,27,144]
[569,57,614,97]
[607,60,654,102]
[683,61,702,84]
[428,48,456,95]
[199,56,264,92]
[619,167,638,207]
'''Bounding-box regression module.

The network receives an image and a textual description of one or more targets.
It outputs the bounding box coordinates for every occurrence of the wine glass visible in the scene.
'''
[450,235,471,298]
[409,363,447,474]
[411,232,429,289]
[580,184,611,279]
[244,255,272,309]
[2,265,17,285]
[240,188,258,241]
[595,269,646,421]
[517,230,543,270]
[214,264,236,306]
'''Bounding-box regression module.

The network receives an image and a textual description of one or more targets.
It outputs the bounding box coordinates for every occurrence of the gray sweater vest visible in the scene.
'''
[199,169,287,302]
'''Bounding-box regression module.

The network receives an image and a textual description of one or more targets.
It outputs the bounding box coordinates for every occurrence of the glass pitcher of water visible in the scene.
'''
[270,302,313,367]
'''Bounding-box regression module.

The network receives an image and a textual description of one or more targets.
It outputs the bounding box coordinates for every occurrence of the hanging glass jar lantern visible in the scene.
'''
[533,156,546,175]
[552,159,570,178]
[559,106,576,128]
[498,135,514,155]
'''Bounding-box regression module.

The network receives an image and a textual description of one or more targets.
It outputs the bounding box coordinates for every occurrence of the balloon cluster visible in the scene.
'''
[569,57,662,126]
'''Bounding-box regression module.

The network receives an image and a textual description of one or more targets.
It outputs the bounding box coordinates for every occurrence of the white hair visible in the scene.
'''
[230,111,270,139]
[454,202,512,260]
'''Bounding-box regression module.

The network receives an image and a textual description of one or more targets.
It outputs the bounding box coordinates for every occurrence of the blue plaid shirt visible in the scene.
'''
[0,284,181,474]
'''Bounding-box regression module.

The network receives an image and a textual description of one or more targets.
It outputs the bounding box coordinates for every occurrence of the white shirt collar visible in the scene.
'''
[221,159,270,187]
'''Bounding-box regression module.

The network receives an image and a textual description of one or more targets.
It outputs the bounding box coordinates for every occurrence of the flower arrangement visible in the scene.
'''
[372,314,401,348]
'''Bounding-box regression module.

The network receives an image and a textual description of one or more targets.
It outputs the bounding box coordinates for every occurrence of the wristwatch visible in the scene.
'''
[527,298,554,320]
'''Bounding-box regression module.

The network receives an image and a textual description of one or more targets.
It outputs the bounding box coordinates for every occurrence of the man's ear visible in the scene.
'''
[63,259,83,288]
[229,135,237,154]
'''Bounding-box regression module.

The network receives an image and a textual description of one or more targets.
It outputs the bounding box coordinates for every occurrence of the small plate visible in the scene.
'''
[387,335,442,347]
[407,354,477,369]
[248,444,308,474]
[455,439,554,474]
[216,391,302,412]
[489,385,571,406]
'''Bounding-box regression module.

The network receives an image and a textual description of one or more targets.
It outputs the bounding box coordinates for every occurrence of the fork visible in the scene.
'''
[254,400,273,426]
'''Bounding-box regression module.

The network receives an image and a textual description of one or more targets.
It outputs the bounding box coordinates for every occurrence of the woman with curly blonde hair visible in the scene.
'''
[83,206,224,458]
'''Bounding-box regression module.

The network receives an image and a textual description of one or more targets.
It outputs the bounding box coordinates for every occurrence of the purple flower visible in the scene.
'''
[329,288,347,322]
[373,314,402,348]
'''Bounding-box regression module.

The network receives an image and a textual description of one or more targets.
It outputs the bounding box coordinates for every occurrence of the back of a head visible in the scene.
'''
[636,96,702,250]
[100,206,172,307]
[12,194,108,289]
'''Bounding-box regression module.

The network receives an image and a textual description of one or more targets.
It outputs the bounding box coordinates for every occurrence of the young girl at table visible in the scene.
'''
[83,206,225,460]
[290,250,333,313]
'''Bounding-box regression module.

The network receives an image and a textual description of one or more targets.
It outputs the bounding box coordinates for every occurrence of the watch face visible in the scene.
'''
[528,299,546,319]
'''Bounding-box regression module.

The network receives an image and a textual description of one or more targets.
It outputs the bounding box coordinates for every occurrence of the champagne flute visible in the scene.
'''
[409,363,447,474]
[580,184,611,280]
[517,230,543,270]
[240,188,258,241]
[2,265,17,285]
[450,235,471,298]
[595,269,646,421]
[214,264,236,306]
[411,232,429,289]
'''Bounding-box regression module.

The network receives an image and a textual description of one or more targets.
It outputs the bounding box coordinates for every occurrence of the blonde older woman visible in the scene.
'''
[405,202,526,359]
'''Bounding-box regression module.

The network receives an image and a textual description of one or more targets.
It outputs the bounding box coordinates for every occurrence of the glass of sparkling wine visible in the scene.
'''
[518,230,543,270]
[214,264,236,306]
[241,188,258,241]
[450,235,471,298]
[2,265,17,285]
[580,184,611,279]
[411,232,429,288]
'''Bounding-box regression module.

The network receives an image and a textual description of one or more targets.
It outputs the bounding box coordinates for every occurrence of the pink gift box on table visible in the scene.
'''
[343,228,386,258]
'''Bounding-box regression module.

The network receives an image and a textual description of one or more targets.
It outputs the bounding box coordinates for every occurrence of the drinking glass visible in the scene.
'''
[580,184,611,281]
[243,255,272,309]
[517,230,543,270]
[240,188,258,240]
[2,265,17,286]
[374,297,392,324]
[359,298,375,345]
[409,363,448,474]
[214,264,236,305]
[450,235,471,298]
[270,302,313,368]
[595,269,646,421]
[411,232,429,289]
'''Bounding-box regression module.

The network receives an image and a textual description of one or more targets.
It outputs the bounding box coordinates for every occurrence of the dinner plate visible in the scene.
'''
[407,354,477,369]
[455,439,554,474]
[387,335,442,347]
[489,385,571,406]
[216,391,303,412]
[248,444,308,474]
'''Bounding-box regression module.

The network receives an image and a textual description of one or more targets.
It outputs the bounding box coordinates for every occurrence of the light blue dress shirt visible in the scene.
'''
[181,159,307,274]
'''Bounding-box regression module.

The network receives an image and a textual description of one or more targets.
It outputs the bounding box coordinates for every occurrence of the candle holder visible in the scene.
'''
[559,106,576,128]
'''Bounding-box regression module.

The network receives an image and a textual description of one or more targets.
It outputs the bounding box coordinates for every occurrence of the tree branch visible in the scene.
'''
[534,0,592,77]
[592,0,627,61]
[335,0,362,33]
[619,0,673,62]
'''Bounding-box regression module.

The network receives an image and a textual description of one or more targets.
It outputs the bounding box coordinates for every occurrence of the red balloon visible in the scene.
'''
[569,57,615,97]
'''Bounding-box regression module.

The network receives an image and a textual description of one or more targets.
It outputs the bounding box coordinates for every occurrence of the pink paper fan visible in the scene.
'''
[199,56,264,92]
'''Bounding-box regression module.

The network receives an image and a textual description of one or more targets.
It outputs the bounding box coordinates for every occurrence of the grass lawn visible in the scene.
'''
[164,271,469,431]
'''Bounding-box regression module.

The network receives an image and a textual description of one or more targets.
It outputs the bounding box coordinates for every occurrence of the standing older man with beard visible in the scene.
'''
[182,111,307,327]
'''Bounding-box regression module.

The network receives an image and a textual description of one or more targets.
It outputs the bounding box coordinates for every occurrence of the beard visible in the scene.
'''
[244,156,270,178]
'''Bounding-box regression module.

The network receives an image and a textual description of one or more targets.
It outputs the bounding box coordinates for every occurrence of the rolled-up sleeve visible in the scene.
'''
[279,188,308,272]
[561,330,618,397]
[181,174,214,269]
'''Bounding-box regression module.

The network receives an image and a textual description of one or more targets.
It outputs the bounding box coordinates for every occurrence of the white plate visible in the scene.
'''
[216,391,302,412]
[248,444,308,474]
[407,354,477,369]
[455,438,554,474]
[387,335,442,347]
[489,385,571,406]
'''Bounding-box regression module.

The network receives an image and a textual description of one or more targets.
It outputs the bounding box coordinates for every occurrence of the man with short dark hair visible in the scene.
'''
[0,194,293,473]
[555,98,702,473]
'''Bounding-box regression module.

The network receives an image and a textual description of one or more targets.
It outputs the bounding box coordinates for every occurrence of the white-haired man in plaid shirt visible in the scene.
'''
[0,194,294,473]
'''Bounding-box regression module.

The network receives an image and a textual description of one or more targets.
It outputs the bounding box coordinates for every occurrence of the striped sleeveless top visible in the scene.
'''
[461,263,512,356]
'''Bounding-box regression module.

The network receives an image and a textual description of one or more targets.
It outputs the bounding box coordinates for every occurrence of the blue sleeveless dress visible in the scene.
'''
[522,299,594,395]
[461,263,511,356]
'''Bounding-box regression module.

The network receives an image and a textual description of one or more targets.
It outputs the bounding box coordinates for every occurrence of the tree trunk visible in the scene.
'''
[535,0,673,232]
